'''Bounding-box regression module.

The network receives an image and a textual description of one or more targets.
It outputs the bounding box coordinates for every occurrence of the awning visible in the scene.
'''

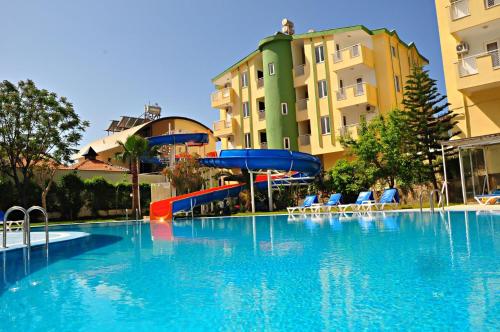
[439,133,500,148]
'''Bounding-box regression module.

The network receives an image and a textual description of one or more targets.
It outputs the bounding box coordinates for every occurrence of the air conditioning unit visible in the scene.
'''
[456,42,469,54]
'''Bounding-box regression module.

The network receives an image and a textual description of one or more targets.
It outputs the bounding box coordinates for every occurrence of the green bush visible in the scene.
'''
[84,177,115,216]
[328,159,376,203]
[0,178,15,211]
[56,173,84,220]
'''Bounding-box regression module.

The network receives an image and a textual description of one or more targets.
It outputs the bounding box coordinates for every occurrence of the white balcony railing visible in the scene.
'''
[485,0,500,9]
[295,64,305,76]
[299,134,311,146]
[296,98,308,111]
[258,110,266,120]
[336,83,366,100]
[257,78,264,88]
[457,51,500,77]
[450,0,470,20]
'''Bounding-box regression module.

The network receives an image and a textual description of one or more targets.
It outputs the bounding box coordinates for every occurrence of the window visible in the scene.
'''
[259,131,267,144]
[391,45,397,58]
[268,63,275,76]
[315,45,325,63]
[281,102,288,115]
[283,137,290,150]
[342,115,347,126]
[242,102,250,118]
[244,133,251,148]
[321,116,331,135]
[318,80,328,98]
[241,71,248,88]
[394,75,401,92]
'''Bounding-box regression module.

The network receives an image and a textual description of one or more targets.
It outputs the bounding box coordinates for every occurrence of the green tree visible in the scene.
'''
[340,110,421,190]
[115,135,156,214]
[56,173,84,220]
[163,154,206,195]
[403,67,459,189]
[0,79,88,206]
[328,159,376,202]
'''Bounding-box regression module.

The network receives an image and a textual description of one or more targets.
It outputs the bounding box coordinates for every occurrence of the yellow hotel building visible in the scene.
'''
[210,20,428,170]
[435,0,500,196]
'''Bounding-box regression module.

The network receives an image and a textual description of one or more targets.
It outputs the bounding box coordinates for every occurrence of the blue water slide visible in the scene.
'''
[199,149,321,176]
[147,133,208,147]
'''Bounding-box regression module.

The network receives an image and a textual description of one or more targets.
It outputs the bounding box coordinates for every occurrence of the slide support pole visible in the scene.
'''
[250,171,255,213]
[267,170,273,212]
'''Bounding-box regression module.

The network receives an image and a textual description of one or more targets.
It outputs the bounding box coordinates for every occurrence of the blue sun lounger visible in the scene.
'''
[360,188,400,211]
[474,189,500,205]
[287,195,318,214]
[312,193,342,213]
[338,191,374,212]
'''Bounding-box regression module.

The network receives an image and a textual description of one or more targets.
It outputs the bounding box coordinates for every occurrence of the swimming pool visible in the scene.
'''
[1,211,498,331]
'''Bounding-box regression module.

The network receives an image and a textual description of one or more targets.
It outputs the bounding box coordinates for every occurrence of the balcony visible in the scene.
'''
[296,99,309,122]
[332,44,374,72]
[294,64,305,77]
[211,87,235,109]
[456,51,500,94]
[213,118,236,138]
[258,110,266,121]
[448,0,500,34]
[335,83,378,110]
[338,125,360,140]
[299,134,311,146]
[257,78,264,89]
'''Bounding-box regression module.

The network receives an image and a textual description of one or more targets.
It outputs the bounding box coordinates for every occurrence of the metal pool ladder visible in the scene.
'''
[419,190,445,213]
[2,205,50,251]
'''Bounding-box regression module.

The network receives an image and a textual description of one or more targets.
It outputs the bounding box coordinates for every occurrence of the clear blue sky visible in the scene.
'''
[1,0,444,147]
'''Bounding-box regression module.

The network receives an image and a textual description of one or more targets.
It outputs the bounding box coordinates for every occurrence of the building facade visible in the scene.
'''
[435,0,500,187]
[75,116,217,173]
[211,21,428,170]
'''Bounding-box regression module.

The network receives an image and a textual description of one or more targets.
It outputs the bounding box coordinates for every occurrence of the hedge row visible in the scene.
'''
[0,173,151,220]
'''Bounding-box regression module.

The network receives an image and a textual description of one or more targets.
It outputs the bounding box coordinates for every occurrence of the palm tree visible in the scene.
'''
[115,135,155,215]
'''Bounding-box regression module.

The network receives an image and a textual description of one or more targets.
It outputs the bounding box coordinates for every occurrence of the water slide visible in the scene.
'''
[147,133,209,146]
[150,149,321,221]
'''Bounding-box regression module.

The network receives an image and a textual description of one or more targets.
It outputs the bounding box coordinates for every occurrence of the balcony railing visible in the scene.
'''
[450,0,470,20]
[258,110,266,120]
[211,87,230,102]
[295,64,305,76]
[336,83,366,100]
[338,125,360,138]
[457,51,500,77]
[296,98,308,111]
[211,87,234,108]
[213,119,233,131]
[299,134,311,146]
[257,78,264,88]
[485,0,500,9]
[333,44,361,62]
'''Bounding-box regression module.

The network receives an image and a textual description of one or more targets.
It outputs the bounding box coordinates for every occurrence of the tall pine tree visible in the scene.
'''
[402,67,459,189]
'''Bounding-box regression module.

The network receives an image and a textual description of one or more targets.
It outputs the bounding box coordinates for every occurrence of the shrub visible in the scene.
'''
[56,173,84,220]
[84,177,115,216]
[328,159,376,203]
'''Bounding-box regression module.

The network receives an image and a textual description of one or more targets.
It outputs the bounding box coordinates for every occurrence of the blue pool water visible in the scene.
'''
[0,211,499,331]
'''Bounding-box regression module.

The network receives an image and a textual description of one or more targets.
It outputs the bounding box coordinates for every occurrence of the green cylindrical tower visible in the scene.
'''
[259,33,299,150]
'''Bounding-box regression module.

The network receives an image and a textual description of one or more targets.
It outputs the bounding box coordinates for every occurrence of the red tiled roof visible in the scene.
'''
[59,159,129,172]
